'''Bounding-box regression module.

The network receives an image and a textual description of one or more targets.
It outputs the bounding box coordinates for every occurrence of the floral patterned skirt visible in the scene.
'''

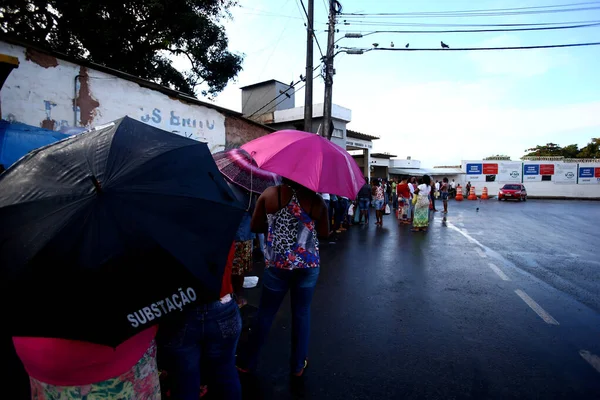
[232,240,253,276]
[29,340,161,400]
[413,196,430,228]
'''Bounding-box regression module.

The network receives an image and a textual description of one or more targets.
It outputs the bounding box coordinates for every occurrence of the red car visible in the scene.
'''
[498,184,527,201]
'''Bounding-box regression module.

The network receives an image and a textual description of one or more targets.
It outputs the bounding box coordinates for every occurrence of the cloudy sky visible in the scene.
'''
[191,0,600,167]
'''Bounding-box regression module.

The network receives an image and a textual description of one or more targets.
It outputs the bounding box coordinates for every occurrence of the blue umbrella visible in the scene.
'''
[0,116,245,346]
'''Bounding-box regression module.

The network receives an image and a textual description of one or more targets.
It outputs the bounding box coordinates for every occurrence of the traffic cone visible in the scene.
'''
[455,185,464,201]
[481,187,489,200]
[468,186,477,200]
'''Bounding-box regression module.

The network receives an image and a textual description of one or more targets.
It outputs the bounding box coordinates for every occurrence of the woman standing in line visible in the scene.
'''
[412,175,432,232]
[396,177,411,224]
[372,179,385,226]
[236,179,329,377]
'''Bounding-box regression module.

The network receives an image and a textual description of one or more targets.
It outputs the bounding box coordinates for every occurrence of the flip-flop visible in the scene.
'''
[292,359,309,377]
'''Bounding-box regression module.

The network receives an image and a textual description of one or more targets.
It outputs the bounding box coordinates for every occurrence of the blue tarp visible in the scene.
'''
[0,120,70,168]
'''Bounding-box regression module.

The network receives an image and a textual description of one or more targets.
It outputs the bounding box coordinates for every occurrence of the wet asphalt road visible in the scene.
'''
[240,199,600,400]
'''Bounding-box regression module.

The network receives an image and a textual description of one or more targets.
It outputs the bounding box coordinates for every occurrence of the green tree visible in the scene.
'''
[561,144,580,158]
[577,138,600,158]
[523,143,564,157]
[0,0,243,97]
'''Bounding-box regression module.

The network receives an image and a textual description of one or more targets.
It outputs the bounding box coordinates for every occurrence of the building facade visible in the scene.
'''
[0,38,273,153]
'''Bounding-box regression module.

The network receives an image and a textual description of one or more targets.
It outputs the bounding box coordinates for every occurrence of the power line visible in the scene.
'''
[340,1,600,16]
[270,74,320,112]
[342,41,600,52]
[247,65,321,119]
[337,22,600,35]
[298,0,325,57]
[338,19,600,28]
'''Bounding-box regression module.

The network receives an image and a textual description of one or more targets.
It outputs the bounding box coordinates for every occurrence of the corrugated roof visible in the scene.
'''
[346,129,379,141]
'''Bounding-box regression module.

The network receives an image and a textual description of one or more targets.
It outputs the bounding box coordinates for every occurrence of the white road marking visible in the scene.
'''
[447,223,482,246]
[475,247,487,258]
[579,350,600,374]
[514,289,559,325]
[488,263,510,281]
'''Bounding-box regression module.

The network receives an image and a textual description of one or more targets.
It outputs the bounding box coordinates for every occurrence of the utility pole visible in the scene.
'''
[322,0,336,140]
[303,0,314,132]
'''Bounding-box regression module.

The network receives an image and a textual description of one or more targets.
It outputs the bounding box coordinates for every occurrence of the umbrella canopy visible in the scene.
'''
[213,148,281,194]
[0,116,245,346]
[241,130,365,198]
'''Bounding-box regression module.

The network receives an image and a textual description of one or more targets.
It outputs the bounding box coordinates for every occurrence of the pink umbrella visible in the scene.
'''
[241,130,366,198]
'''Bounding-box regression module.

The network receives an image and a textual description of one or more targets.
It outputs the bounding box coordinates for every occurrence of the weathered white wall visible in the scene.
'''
[0,42,227,152]
[390,159,421,169]
[459,160,600,199]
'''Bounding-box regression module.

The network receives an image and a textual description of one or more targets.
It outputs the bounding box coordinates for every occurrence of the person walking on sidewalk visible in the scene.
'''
[237,179,329,377]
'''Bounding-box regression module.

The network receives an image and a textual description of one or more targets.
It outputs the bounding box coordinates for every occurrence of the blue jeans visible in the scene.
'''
[358,198,370,211]
[334,198,348,230]
[373,199,384,210]
[252,232,265,255]
[159,298,242,400]
[242,267,319,373]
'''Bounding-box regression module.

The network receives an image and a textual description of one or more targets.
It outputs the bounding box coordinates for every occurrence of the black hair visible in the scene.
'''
[443,177,448,183]
[282,177,313,193]
[422,175,431,185]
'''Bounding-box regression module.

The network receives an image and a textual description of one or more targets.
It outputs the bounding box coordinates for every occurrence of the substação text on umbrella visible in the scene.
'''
[127,287,197,328]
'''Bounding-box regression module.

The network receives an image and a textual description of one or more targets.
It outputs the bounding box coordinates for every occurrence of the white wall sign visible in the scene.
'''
[554,163,577,184]
[346,139,372,149]
[578,164,600,185]
[497,162,522,182]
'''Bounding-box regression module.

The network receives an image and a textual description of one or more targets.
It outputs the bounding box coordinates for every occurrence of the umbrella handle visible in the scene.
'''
[246,162,253,212]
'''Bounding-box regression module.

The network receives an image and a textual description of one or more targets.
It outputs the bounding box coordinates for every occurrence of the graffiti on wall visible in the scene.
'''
[139,107,216,143]
[8,101,221,144]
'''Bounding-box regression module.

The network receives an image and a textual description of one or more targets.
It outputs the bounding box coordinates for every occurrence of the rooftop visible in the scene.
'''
[371,153,397,159]
[346,129,379,141]
[2,37,274,132]
[240,79,291,90]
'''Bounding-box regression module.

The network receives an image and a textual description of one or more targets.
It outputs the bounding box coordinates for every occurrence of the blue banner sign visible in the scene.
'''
[579,167,594,178]
[466,163,482,175]
[524,164,540,175]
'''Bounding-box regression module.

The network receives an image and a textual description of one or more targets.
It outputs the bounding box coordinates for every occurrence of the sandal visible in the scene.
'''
[236,365,251,374]
[292,359,309,377]
[200,385,208,398]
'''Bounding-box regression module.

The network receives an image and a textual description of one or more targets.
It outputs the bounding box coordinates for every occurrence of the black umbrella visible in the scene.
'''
[0,116,245,346]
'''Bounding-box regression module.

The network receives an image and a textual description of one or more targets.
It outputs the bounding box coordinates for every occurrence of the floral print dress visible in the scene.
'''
[264,190,319,270]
